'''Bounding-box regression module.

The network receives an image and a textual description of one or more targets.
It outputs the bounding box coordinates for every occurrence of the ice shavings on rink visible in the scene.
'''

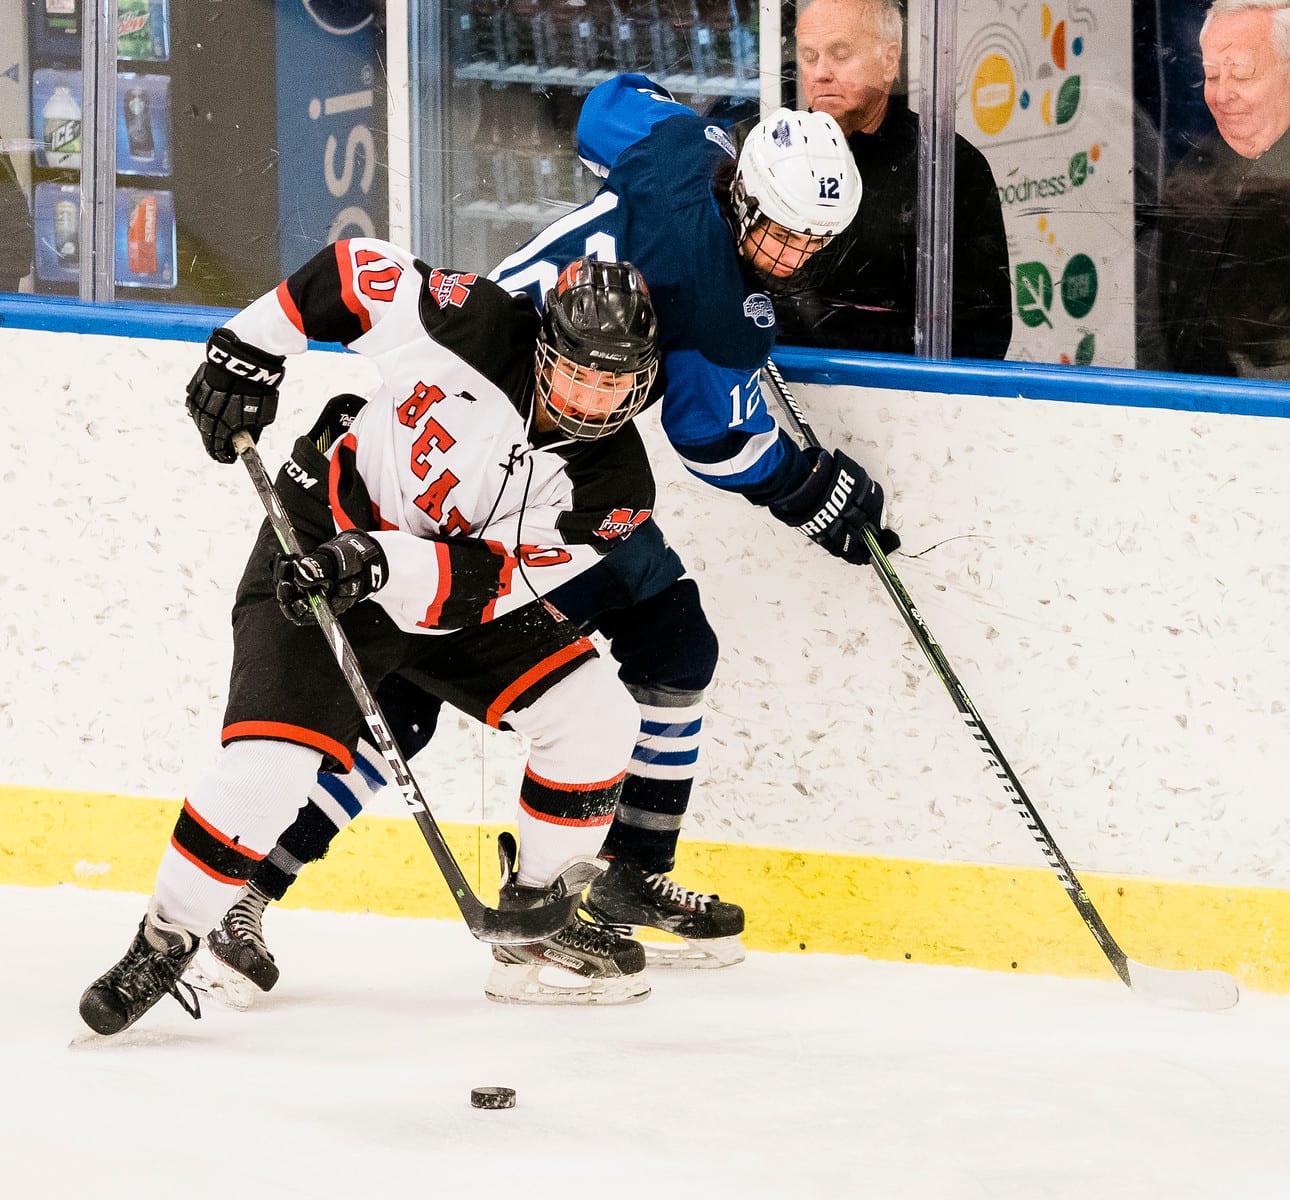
[13,885,1290,1200]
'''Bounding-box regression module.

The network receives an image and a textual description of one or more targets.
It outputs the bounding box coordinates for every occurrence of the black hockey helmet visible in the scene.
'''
[535,256,659,440]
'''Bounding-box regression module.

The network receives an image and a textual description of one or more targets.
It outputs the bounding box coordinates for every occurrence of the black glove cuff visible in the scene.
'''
[203,327,286,394]
[769,446,839,527]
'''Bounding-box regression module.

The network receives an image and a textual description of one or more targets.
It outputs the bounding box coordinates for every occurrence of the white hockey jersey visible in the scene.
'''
[225,237,656,634]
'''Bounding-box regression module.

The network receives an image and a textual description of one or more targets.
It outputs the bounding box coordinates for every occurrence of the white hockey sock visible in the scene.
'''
[153,739,323,936]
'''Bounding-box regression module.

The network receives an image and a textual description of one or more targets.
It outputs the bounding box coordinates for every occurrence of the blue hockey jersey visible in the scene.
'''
[490,74,810,507]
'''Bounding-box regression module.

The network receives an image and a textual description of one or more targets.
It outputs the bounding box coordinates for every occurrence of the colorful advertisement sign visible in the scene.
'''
[273,1,387,277]
[912,1,1137,367]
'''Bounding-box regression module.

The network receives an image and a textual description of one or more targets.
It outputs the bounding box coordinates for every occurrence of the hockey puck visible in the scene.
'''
[470,1086,516,1110]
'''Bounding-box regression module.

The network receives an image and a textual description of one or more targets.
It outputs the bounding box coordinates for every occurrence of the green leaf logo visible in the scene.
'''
[1069,150,1089,188]
[1016,262,1053,328]
[1074,332,1096,365]
[1060,253,1098,319]
[1056,76,1082,125]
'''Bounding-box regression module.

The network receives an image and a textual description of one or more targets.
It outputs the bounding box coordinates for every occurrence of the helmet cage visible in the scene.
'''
[535,257,659,441]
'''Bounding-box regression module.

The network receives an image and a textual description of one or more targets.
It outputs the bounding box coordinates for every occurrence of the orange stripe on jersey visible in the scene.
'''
[334,240,372,334]
[524,765,627,793]
[221,720,354,773]
[179,800,266,860]
[486,637,595,729]
[518,795,616,828]
[276,279,305,335]
[169,835,248,885]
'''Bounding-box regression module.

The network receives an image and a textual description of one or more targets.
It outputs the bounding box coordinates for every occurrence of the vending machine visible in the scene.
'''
[436,0,760,270]
[25,0,388,308]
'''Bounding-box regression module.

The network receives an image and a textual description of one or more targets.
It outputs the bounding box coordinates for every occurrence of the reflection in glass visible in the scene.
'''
[1150,0,1290,380]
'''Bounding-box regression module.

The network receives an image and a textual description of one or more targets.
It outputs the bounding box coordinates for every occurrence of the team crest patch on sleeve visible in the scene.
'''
[703,123,736,160]
[427,269,479,309]
[743,294,776,328]
[595,508,652,540]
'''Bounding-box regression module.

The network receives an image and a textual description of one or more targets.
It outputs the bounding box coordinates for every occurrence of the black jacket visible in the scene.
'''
[0,149,33,290]
[777,95,1012,360]
[1153,129,1290,379]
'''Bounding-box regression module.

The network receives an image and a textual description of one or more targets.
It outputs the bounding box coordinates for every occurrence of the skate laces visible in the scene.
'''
[645,872,713,913]
[109,930,202,1021]
[562,909,634,956]
[225,889,272,954]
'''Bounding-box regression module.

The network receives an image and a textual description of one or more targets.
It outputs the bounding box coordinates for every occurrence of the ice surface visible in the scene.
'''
[9,885,1288,1199]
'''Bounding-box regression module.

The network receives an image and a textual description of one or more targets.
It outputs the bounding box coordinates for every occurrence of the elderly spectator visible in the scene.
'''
[1154,0,1290,378]
[777,0,1012,359]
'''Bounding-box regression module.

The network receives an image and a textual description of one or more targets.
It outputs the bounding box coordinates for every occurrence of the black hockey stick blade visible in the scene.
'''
[232,432,579,946]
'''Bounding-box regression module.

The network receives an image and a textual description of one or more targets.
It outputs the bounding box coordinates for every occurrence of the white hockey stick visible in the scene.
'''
[761,360,1239,1012]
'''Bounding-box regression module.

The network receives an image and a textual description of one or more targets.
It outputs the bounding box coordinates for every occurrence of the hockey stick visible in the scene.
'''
[232,431,596,945]
[760,361,1239,1011]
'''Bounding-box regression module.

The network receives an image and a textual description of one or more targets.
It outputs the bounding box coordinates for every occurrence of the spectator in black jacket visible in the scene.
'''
[778,0,1012,359]
[1153,0,1290,379]
[0,146,33,292]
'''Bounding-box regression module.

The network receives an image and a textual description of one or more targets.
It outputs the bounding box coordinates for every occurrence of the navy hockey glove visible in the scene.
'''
[186,327,285,464]
[770,447,901,566]
[274,530,388,625]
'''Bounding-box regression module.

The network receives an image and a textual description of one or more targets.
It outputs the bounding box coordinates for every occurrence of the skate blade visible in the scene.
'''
[483,961,652,1006]
[183,944,262,1012]
[642,934,746,970]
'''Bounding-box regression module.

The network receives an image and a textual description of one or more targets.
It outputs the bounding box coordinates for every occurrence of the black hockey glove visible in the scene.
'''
[186,327,286,464]
[769,446,901,566]
[274,530,388,625]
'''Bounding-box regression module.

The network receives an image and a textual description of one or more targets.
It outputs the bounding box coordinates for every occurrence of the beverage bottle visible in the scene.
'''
[42,0,78,38]
[54,198,79,264]
[127,193,158,275]
[43,85,82,170]
[118,0,159,60]
[124,86,156,161]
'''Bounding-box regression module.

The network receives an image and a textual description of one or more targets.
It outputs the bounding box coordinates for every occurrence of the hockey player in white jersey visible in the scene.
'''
[78,248,667,1035]
[202,80,899,986]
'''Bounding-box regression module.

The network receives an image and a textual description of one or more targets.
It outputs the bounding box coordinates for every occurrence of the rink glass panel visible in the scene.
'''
[3,1,1282,378]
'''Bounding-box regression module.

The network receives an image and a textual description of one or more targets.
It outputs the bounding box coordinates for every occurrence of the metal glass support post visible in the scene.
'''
[758,0,783,115]
[914,0,956,359]
[79,0,117,302]
[409,1,446,263]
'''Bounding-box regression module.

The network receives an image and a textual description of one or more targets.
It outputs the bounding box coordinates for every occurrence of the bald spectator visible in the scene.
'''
[776,0,1012,359]
[1154,0,1290,378]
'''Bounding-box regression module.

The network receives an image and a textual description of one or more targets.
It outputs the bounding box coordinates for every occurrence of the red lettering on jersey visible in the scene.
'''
[414,468,461,522]
[594,508,652,540]
[355,248,403,302]
[397,382,446,427]
[410,418,456,480]
[442,508,472,536]
[518,545,574,567]
[427,269,478,309]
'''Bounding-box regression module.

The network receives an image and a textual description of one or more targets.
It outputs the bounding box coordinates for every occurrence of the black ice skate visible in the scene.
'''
[186,886,279,1011]
[79,900,201,1036]
[584,858,747,969]
[484,833,650,1006]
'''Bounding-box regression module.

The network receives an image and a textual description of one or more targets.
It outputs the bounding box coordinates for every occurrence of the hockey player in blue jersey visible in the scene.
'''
[202,77,899,996]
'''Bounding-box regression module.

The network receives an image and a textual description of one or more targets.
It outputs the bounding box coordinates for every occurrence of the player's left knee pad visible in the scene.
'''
[600,578,719,693]
[507,652,639,785]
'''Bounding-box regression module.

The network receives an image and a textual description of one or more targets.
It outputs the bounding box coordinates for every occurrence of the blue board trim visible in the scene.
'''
[772,346,1290,419]
[2,295,1288,418]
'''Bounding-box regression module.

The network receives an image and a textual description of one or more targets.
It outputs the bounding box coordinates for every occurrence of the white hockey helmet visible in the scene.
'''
[731,108,861,284]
